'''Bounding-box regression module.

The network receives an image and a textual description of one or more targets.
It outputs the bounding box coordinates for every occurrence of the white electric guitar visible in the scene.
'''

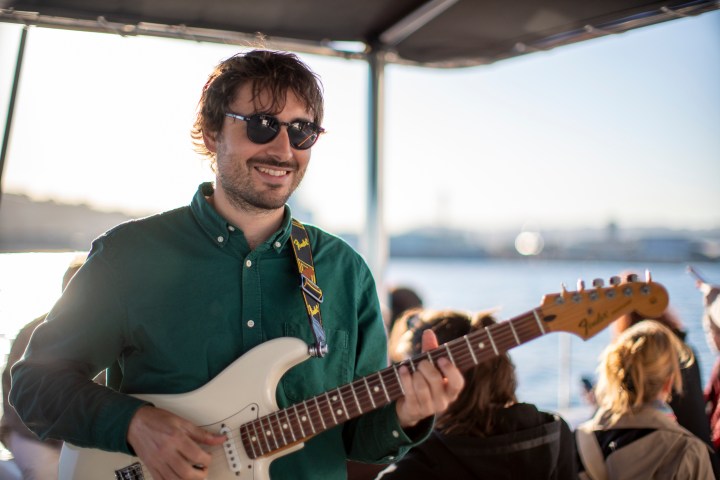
[58,273,668,479]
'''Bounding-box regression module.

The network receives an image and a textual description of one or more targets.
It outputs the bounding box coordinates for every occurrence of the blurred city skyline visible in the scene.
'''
[0,10,718,235]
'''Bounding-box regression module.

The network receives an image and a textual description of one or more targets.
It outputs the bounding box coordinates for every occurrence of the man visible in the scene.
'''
[10,50,464,480]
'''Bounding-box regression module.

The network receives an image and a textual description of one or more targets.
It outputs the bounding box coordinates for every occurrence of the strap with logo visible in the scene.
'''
[290,219,328,358]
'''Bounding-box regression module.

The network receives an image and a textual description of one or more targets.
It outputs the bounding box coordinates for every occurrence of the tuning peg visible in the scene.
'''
[645,270,652,282]
[609,276,621,286]
[592,278,604,288]
[561,283,568,294]
[625,273,638,282]
[577,279,585,291]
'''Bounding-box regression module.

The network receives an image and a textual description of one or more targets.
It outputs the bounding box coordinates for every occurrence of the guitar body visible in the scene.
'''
[58,337,310,480]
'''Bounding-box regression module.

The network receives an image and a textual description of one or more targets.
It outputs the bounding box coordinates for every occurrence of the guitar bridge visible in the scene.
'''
[115,462,144,479]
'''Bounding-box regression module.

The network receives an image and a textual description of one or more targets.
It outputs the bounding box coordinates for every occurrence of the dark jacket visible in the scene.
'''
[376,403,576,480]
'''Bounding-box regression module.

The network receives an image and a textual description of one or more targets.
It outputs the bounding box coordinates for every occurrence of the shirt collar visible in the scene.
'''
[191,182,293,252]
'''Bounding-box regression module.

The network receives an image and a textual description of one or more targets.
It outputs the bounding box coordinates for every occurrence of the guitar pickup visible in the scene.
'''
[220,424,243,476]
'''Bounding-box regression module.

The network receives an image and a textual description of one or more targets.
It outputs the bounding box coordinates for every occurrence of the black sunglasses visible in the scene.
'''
[224,112,325,150]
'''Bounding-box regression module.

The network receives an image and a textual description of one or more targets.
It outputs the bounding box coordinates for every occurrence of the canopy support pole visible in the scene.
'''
[363,49,388,290]
[0,25,29,208]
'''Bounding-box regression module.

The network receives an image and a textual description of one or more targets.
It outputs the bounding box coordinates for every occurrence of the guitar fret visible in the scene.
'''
[250,419,266,456]
[444,343,455,365]
[485,327,499,355]
[260,416,275,453]
[311,397,324,432]
[292,404,306,438]
[284,408,297,442]
[363,377,377,409]
[243,424,258,459]
[464,335,478,364]
[335,389,349,420]
[391,364,405,396]
[532,309,546,334]
[509,321,521,345]
[275,411,287,446]
[325,392,338,425]
[378,372,390,402]
[426,352,434,367]
[350,383,362,414]
[270,415,280,450]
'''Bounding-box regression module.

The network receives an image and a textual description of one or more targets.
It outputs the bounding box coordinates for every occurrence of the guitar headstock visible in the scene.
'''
[538,272,669,340]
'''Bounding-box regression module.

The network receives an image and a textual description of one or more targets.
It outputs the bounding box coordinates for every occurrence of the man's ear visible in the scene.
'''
[203,130,218,153]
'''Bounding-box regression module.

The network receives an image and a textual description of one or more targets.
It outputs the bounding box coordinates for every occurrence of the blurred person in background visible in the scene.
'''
[576,320,713,479]
[699,279,720,454]
[377,308,576,480]
[1,253,86,480]
[612,309,712,449]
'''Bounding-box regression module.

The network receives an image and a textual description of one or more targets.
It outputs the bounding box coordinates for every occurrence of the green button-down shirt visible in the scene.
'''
[11,183,425,479]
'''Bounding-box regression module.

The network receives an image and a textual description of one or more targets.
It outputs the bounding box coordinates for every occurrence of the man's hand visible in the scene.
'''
[127,405,227,480]
[394,329,465,428]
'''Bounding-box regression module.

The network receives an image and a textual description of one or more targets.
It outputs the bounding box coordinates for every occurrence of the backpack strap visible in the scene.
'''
[576,423,609,480]
[290,219,328,357]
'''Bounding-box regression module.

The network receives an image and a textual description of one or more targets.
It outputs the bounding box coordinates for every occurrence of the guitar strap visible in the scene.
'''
[290,219,328,357]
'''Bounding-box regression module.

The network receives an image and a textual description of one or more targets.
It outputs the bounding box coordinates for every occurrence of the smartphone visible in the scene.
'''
[687,265,708,285]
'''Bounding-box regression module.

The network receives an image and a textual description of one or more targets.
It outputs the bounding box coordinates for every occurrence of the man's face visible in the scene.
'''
[207,83,313,212]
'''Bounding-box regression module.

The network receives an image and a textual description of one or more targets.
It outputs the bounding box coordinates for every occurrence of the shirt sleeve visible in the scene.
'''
[9,239,149,454]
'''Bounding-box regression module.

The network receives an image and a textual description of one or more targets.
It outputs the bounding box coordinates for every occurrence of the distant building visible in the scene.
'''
[0,193,135,252]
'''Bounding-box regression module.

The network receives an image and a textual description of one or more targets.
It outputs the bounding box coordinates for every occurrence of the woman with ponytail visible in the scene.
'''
[576,320,714,479]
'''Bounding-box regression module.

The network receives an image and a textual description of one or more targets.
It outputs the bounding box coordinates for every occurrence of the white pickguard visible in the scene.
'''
[58,337,311,480]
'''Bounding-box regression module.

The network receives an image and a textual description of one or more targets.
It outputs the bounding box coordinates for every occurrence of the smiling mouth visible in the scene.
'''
[257,166,289,177]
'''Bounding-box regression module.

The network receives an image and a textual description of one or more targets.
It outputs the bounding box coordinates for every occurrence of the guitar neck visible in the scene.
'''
[239,309,545,458]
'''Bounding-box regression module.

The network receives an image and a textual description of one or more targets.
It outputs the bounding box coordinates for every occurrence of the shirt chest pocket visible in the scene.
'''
[278,327,351,404]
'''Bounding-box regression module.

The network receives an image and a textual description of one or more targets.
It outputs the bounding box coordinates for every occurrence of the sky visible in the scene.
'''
[0,10,719,236]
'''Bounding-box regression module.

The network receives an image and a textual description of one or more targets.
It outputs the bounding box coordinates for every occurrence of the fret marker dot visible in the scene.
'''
[373,386,380,392]
[332,395,338,401]
[336,409,343,416]
[301,416,307,422]
[283,423,288,429]
[478,342,485,348]
[266,430,272,436]
[251,436,257,442]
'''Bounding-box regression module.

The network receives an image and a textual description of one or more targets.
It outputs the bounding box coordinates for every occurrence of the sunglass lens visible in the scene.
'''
[288,122,319,150]
[247,115,280,144]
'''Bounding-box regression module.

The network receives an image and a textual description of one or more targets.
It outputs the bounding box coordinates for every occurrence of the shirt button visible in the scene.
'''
[217,236,224,243]
[247,320,255,328]
[245,260,252,268]
[391,430,399,438]
[274,241,281,248]
[228,225,236,231]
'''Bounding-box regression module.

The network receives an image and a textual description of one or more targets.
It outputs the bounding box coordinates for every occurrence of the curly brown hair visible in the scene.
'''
[190,49,324,170]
